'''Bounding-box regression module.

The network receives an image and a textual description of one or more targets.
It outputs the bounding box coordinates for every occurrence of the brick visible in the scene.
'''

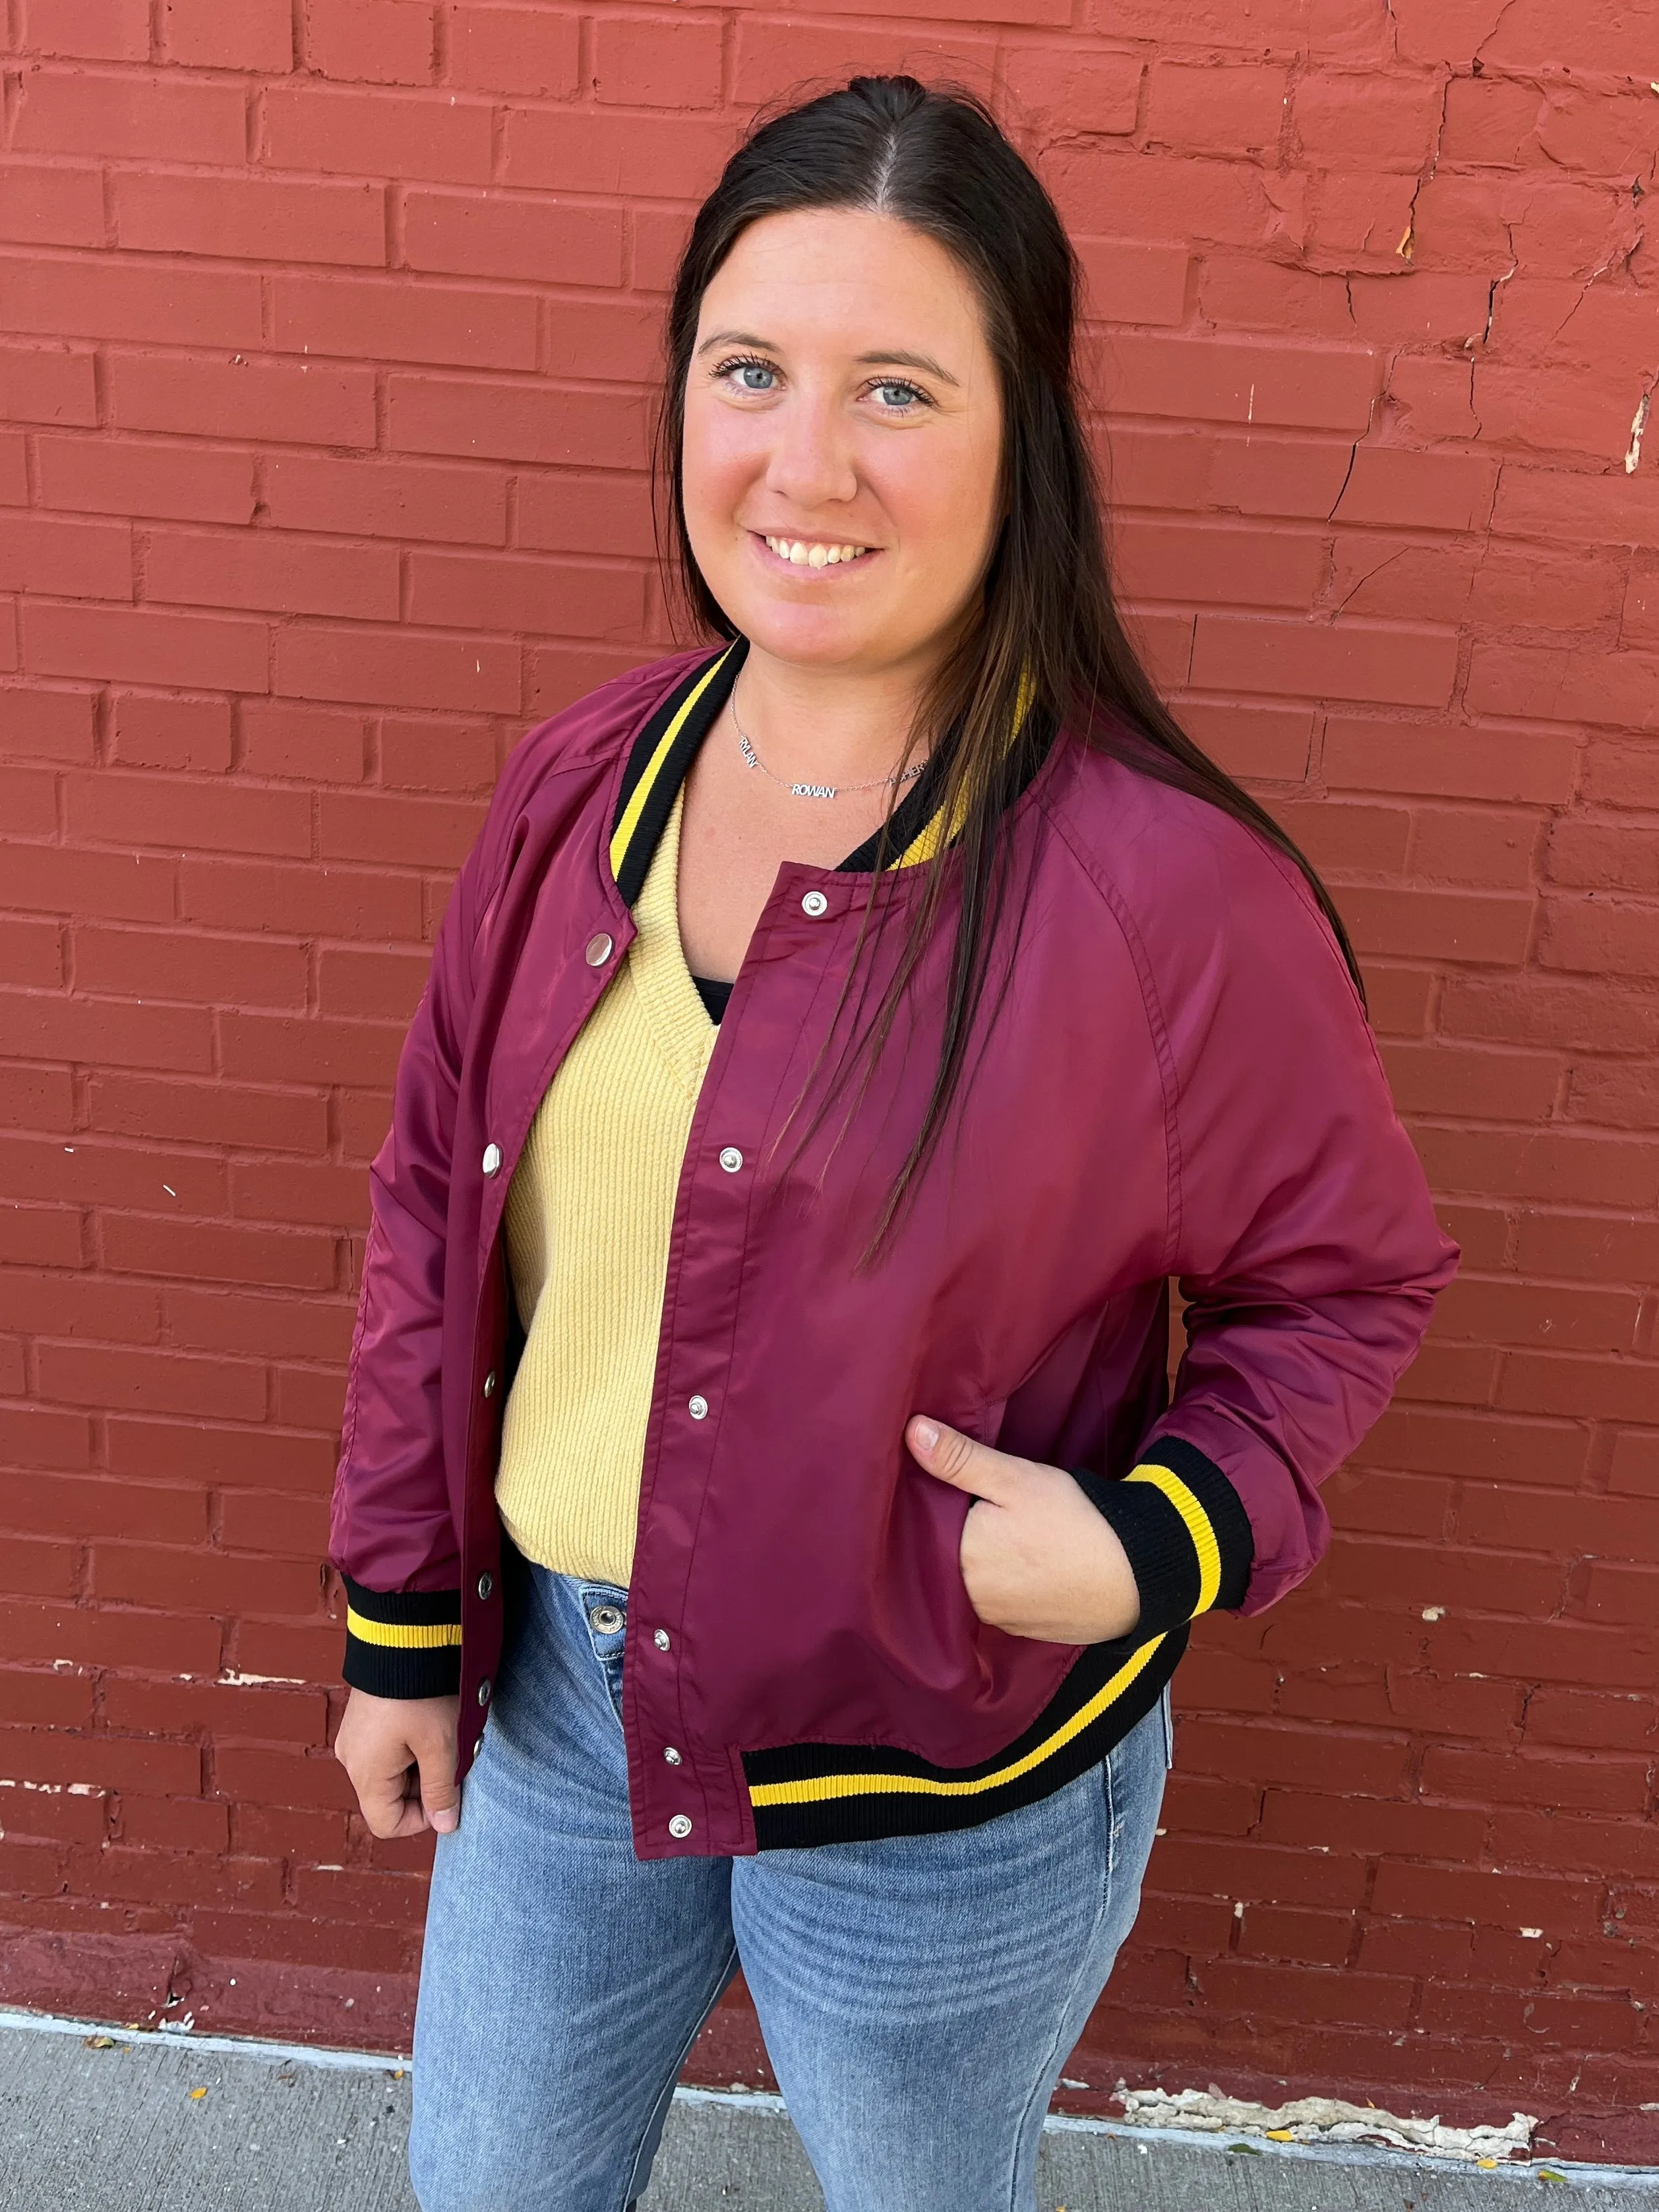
[75,924,307,1010]
[219,1009,405,1088]
[1435,1275,1641,1354]
[1340,884,1532,966]
[1474,363,1649,470]
[111,693,234,774]
[276,621,518,713]
[107,1415,335,1492]
[0,511,129,601]
[67,772,308,860]
[998,46,1141,135]
[0,1195,84,1264]
[0,432,24,504]
[241,700,367,783]
[1294,69,1443,169]
[1114,518,1324,608]
[0,915,65,989]
[1347,272,1492,347]
[145,527,400,623]
[117,173,387,268]
[1146,62,1286,158]
[0,340,99,427]
[1333,447,1499,534]
[13,69,247,162]
[515,470,653,561]
[316,945,429,1019]
[92,1542,318,1618]
[25,0,150,59]
[0,161,107,249]
[109,353,377,449]
[231,1159,366,1229]
[401,189,624,288]
[118,1796,229,1853]
[1,254,265,350]
[1190,618,1459,708]
[273,1361,347,1429]
[591,13,722,107]
[1540,896,1659,983]
[262,453,507,545]
[1104,332,1376,432]
[1569,1060,1659,1131]
[101,1212,336,1291]
[1074,239,1188,329]
[167,1287,352,1365]
[1494,468,1659,553]
[446,6,579,96]
[5,843,178,925]
[36,1339,264,1421]
[1049,144,1279,255]
[1174,700,1312,783]
[542,297,662,384]
[317,789,485,869]
[1498,1353,1659,1424]
[388,372,645,470]
[1417,1125,1659,1210]
[629,206,690,292]
[162,0,293,70]
[404,548,644,639]
[1322,719,1577,805]
[0,1594,222,1676]
[90,1074,327,1154]
[501,106,735,199]
[1381,1042,1560,1123]
[379,717,497,794]
[0,763,59,837]
[1089,0,1375,48]
[1610,1432,1659,1498]
[0,989,212,1074]
[1584,743,1659,813]
[178,855,422,940]
[1408,806,1541,892]
[1198,257,1351,338]
[303,0,434,86]
[0,684,96,764]
[38,435,257,527]
[262,85,493,183]
[272,272,538,371]
[0,1669,94,1729]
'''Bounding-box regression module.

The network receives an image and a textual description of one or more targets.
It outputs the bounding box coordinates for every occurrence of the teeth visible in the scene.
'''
[764,536,869,567]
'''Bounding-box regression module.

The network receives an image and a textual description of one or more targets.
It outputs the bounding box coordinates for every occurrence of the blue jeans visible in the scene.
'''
[410,1565,1169,2212]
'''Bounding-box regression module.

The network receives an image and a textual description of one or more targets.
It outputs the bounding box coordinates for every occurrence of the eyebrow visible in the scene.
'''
[696,330,959,387]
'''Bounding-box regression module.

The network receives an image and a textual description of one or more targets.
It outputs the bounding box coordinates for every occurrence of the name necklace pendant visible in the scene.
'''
[733,698,924,803]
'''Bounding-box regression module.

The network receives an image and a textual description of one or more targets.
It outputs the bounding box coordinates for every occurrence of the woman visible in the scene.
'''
[331,76,1456,2212]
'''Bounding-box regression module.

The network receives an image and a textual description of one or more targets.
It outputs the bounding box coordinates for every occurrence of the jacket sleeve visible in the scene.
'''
[1079,820,1459,1636]
[328,820,495,1700]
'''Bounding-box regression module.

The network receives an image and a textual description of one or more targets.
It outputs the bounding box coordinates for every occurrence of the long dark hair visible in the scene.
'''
[656,75,1362,1240]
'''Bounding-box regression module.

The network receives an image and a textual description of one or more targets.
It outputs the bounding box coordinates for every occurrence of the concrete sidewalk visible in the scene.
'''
[2,2016,1655,2211]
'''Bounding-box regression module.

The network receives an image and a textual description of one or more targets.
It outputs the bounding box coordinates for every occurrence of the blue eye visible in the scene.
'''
[873,381,924,409]
[719,357,777,392]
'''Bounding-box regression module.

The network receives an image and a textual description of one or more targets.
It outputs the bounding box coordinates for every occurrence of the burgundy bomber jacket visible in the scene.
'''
[328,642,1458,1859]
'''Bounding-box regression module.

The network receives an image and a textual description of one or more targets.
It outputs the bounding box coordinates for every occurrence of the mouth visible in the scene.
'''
[756,532,876,572]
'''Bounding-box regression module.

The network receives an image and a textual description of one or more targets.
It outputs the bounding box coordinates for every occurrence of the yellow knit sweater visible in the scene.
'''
[496,788,716,1587]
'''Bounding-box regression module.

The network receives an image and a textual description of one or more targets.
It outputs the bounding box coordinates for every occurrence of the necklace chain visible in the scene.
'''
[731,693,924,803]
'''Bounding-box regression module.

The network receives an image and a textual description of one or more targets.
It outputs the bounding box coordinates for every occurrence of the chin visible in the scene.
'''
[725,596,884,671]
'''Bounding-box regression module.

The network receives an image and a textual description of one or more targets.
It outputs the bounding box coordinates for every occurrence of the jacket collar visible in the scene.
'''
[607,636,1013,906]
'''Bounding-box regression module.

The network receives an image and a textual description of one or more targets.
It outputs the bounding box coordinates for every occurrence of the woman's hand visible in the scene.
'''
[334,1688,462,1839]
[907,1419,1142,1645]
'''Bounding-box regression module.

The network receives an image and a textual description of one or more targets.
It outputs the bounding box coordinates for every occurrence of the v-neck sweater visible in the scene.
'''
[497,786,717,1587]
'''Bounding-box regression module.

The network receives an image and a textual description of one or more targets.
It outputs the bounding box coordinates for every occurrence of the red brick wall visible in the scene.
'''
[2,0,1656,2167]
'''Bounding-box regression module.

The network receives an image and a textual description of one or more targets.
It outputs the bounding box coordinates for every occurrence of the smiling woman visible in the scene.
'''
[326,75,1456,2212]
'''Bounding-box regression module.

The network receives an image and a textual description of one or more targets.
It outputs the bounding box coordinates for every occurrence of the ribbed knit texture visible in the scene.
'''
[497,788,717,1587]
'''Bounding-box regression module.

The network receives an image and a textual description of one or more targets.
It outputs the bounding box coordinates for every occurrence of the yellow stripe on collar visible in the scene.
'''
[609,648,735,888]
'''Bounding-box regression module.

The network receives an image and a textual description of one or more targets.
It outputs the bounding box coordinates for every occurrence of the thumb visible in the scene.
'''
[907,1417,1020,1501]
[415,1740,461,1836]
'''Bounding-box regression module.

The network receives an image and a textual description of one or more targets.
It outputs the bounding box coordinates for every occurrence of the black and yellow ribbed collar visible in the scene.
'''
[608,638,974,907]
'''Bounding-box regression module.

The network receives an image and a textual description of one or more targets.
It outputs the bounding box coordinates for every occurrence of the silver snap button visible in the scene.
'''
[718,1147,742,1173]
[481,1142,502,1177]
[663,1746,682,1766]
[586,931,615,966]
[477,1572,494,1600]
[481,1370,497,1399]
[668,1814,693,1839]
[589,1605,624,1635]
[653,1628,671,1651]
[688,1394,708,1421]
[477,1677,491,1706]
[800,890,828,918]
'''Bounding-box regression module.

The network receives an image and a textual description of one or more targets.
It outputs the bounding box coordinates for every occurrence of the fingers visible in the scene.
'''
[415,1733,462,1836]
[907,1416,1020,1500]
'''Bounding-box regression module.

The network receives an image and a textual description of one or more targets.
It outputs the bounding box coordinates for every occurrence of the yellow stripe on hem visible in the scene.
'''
[1127,1463,1222,1614]
[607,650,734,885]
[346,1609,462,1650]
[748,1631,1166,1808]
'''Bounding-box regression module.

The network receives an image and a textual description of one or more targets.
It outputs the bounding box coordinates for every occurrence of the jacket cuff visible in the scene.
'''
[342,1576,463,1699]
[1071,1437,1255,1642]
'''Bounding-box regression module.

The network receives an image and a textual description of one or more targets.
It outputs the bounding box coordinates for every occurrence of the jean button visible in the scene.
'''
[589,1604,624,1635]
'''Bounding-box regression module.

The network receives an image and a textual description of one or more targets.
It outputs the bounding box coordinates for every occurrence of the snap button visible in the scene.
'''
[688,1394,708,1421]
[653,1628,671,1651]
[586,931,615,966]
[668,1814,693,1839]
[481,1142,502,1177]
[718,1147,742,1173]
[477,1678,491,1706]
[663,1746,682,1766]
[589,1604,624,1635]
[481,1370,497,1399]
[477,1572,494,1600]
[800,890,828,918]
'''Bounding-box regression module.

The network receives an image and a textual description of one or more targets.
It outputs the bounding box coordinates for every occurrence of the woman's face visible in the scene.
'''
[680,206,1004,683]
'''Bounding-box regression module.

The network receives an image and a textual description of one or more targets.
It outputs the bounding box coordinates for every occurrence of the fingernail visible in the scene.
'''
[912,1420,939,1452]
[431,1808,458,1833]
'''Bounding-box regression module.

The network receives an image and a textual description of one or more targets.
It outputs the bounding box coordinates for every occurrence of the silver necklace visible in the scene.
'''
[731,694,924,802]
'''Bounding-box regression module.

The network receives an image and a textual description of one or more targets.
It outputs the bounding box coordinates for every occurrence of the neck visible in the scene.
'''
[732,640,939,783]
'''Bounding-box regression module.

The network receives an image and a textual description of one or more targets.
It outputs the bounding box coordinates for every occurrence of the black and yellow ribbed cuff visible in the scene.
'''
[1071,1438,1254,1642]
[342,1577,462,1700]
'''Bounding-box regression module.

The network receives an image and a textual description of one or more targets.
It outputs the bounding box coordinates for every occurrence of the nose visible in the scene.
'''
[763,385,859,512]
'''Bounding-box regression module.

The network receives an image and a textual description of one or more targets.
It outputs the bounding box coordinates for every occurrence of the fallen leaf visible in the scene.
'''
[1478,2157,1497,2169]
[1265,2129,1296,2141]
[190,2087,208,2101]
[84,2035,115,2050]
